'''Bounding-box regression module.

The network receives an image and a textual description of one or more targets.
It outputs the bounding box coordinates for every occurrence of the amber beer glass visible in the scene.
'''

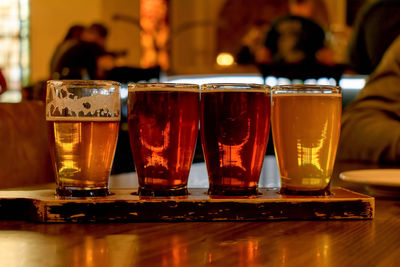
[128,83,200,196]
[46,80,120,197]
[201,84,271,195]
[271,85,341,195]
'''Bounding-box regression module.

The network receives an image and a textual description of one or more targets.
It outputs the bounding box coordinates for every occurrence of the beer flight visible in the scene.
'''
[46,80,341,197]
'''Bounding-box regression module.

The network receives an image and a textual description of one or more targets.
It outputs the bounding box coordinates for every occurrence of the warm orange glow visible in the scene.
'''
[72,236,109,267]
[161,235,188,267]
[238,238,259,267]
[140,0,169,70]
[216,52,235,66]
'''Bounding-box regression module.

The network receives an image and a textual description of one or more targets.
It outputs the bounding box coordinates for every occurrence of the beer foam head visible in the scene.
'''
[201,83,270,93]
[272,85,341,95]
[46,80,121,121]
[128,83,200,92]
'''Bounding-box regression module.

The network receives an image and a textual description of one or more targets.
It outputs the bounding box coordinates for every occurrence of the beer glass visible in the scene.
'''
[271,85,341,195]
[128,83,200,196]
[201,83,271,196]
[46,80,120,197]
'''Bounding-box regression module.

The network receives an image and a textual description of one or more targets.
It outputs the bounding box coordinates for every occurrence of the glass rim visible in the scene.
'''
[47,80,120,87]
[201,83,270,92]
[128,82,199,92]
[272,84,341,93]
[46,79,121,120]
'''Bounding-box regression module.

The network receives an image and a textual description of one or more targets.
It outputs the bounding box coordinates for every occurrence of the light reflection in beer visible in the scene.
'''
[219,117,250,170]
[86,123,94,168]
[175,111,183,174]
[296,121,329,185]
[219,142,245,172]
[53,122,82,176]
[141,120,170,169]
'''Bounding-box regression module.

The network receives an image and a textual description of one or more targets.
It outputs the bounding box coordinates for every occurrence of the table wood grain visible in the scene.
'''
[0,160,399,266]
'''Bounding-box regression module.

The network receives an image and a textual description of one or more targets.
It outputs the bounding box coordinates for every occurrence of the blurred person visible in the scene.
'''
[81,23,108,49]
[337,35,400,163]
[236,21,270,64]
[264,15,329,65]
[288,0,330,30]
[51,23,115,80]
[236,0,334,66]
[63,24,85,40]
[95,52,117,79]
[82,23,119,79]
[348,0,400,74]
[288,0,335,65]
[50,24,85,77]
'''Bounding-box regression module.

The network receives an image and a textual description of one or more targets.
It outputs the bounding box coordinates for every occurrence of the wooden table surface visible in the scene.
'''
[1,160,400,266]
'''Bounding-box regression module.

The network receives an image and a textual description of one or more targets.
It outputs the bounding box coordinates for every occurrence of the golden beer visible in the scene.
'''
[47,119,119,194]
[271,88,341,195]
[46,80,121,196]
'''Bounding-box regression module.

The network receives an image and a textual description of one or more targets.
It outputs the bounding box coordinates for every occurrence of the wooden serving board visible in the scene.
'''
[0,188,374,223]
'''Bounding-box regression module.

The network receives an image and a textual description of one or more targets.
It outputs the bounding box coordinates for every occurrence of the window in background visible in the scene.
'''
[0,0,30,93]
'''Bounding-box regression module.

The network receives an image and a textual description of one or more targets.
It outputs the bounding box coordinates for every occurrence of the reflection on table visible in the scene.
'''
[110,155,280,189]
[1,160,400,266]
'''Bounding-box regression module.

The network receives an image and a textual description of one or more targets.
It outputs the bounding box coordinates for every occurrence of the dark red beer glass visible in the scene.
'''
[128,83,200,196]
[201,83,271,196]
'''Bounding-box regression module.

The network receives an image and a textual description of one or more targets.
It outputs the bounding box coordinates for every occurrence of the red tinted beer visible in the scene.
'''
[128,83,200,196]
[201,84,270,195]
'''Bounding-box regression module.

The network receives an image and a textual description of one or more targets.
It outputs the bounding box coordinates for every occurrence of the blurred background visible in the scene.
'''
[2,0,395,186]
[0,0,368,102]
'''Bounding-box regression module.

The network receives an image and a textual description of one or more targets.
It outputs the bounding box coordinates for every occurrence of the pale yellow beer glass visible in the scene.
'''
[46,80,120,197]
[271,85,341,195]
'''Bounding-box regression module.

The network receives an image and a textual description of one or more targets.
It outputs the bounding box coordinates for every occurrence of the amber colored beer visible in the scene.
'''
[47,119,119,196]
[271,91,341,195]
[128,85,199,196]
[201,85,270,195]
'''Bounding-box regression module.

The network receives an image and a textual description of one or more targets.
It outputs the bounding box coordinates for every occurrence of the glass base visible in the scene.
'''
[56,187,110,197]
[208,185,259,196]
[279,186,331,196]
[138,186,188,197]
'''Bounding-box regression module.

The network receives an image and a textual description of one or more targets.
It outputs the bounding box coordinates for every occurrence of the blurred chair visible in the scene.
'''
[0,102,54,188]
